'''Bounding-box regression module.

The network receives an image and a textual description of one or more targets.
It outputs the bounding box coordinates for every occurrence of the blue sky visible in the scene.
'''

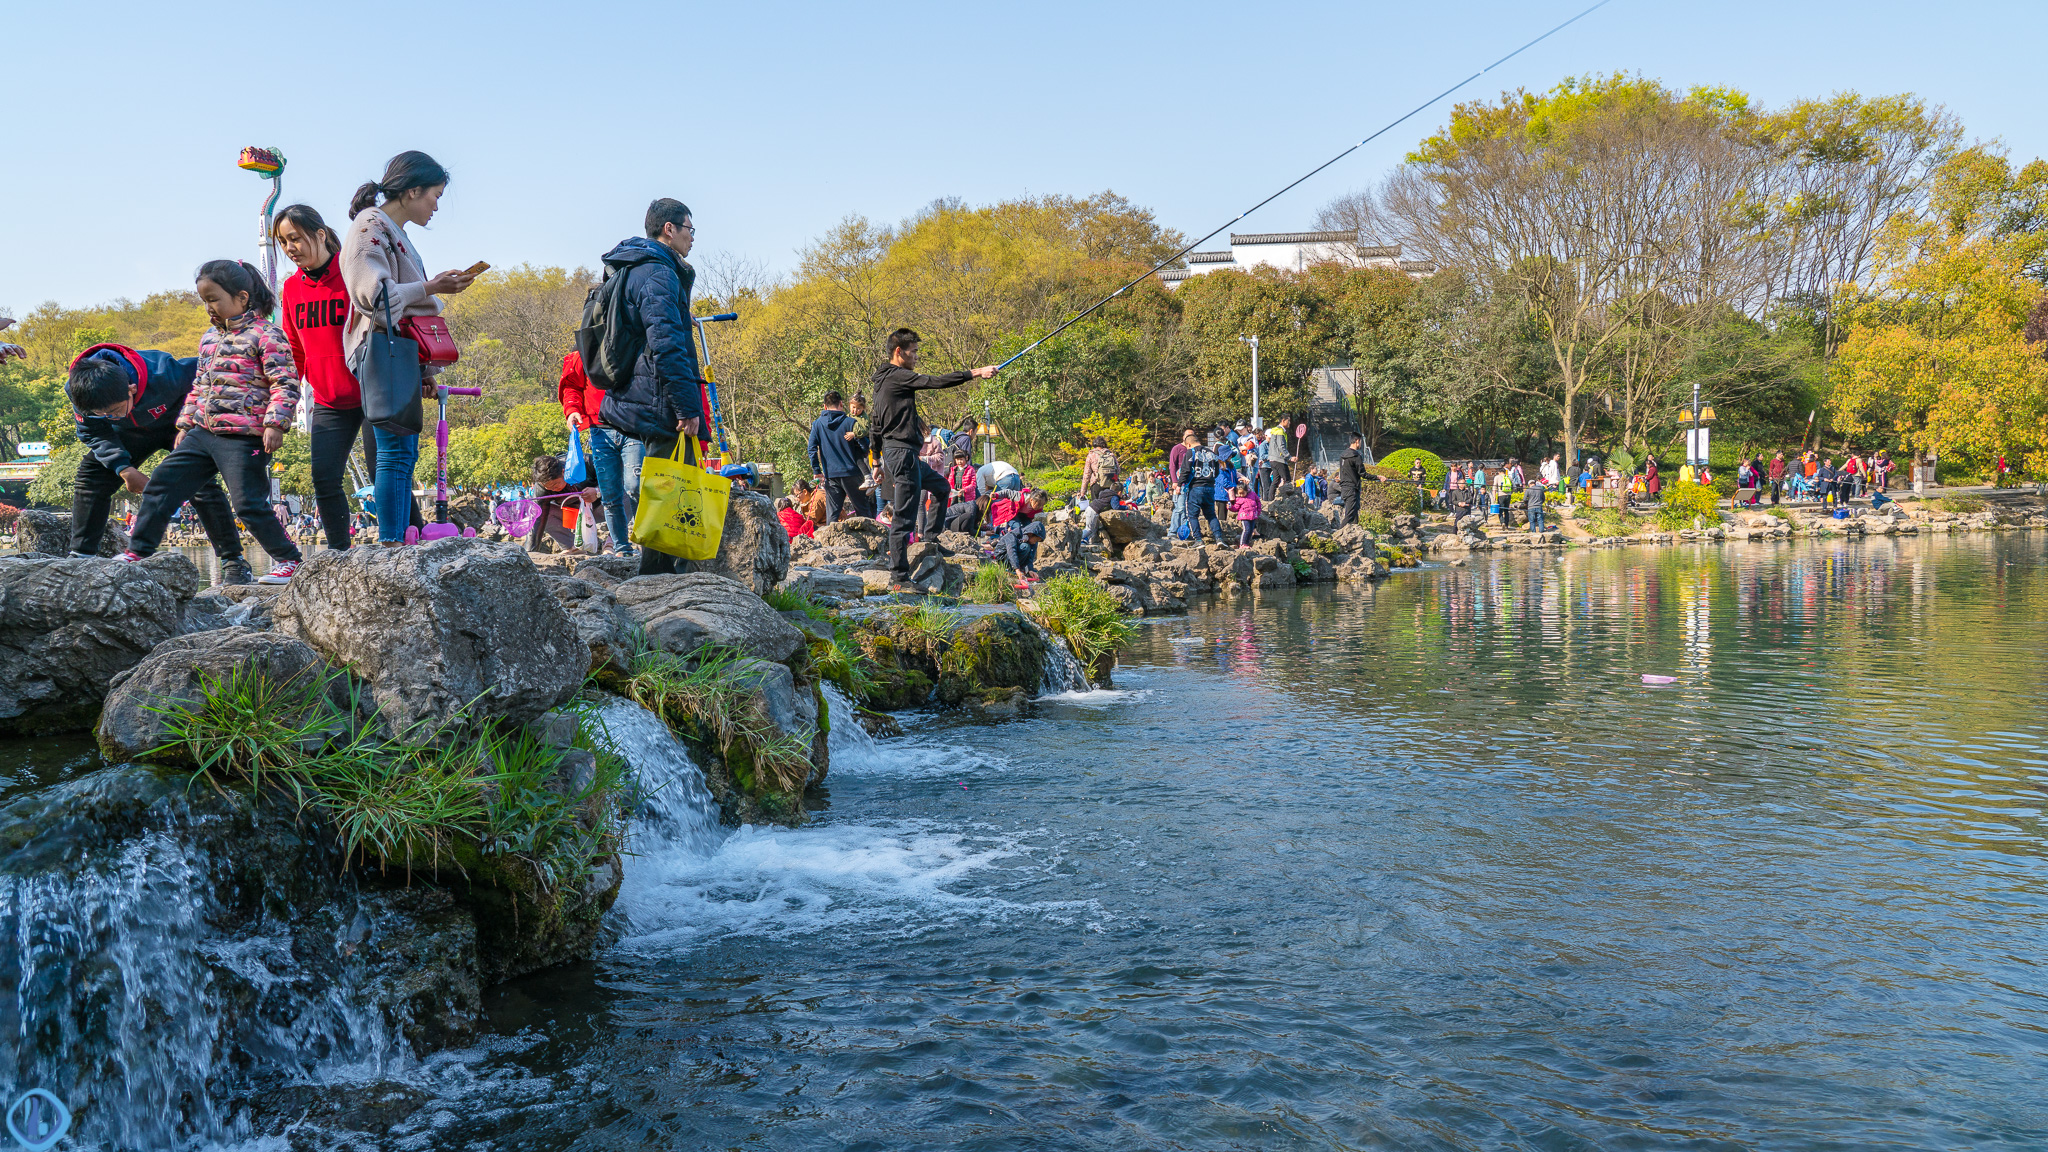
[4,0,2043,313]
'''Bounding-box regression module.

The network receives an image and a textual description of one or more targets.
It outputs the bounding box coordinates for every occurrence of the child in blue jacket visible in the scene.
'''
[65,344,250,581]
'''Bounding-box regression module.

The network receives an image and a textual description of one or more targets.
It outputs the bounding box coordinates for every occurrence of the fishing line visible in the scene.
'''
[995,0,1616,371]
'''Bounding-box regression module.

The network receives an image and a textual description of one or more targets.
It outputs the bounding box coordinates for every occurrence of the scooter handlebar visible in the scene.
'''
[699,312,738,323]
[441,386,483,396]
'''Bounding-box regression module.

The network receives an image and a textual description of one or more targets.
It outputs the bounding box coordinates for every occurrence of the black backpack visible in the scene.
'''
[575,266,641,390]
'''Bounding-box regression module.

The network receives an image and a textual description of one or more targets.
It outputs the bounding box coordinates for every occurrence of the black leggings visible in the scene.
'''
[70,425,241,558]
[128,427,302,563]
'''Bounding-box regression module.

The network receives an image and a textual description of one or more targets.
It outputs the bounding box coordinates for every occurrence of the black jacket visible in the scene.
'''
[870,362,972,449]
[808,409,864,477]
[595,237,705,442]
[1336,448,1366,489]
[70,343,196,473]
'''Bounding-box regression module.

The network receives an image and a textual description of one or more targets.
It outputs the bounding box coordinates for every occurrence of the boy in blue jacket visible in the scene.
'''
[66,344,250,581]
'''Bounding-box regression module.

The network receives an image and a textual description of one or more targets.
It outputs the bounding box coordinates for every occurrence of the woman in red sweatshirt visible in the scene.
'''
[276,203,414,549]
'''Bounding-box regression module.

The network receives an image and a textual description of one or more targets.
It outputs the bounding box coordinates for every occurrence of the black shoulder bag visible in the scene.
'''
[360,282,424,435]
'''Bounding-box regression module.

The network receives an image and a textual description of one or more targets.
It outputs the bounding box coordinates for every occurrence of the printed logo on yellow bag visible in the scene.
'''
[631,438,729,561]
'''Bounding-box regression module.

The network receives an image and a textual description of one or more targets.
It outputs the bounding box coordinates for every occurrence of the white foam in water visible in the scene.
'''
[822,686,1011,779]
[616,820,1104,951]
[1038,633,1092,695]
[591,697,724,857]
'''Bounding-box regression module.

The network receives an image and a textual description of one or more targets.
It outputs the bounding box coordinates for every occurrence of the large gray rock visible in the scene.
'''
[541,575,637,677]
[813,516,887,555]
[14,508,127,557]
[97,627,340,762]
[780,566,866,603]
[0,555,183,733]
[611,571,805,667]
[572,553,640,583]
[695,489,790,596]
[279,538,586,735]
[135,551,203,601]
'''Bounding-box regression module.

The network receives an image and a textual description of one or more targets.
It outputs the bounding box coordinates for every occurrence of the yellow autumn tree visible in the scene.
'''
[1831,147,2048,475]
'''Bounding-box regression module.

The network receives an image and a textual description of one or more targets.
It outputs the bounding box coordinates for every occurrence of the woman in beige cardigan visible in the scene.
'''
[340,150,476,543]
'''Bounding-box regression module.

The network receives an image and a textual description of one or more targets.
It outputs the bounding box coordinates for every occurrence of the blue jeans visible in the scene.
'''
[371,426,420,543]
[1186,484,1222,542]
[590,426,644,552]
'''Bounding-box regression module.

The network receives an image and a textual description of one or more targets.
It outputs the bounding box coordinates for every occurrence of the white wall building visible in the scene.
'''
[1159,230,1434,288]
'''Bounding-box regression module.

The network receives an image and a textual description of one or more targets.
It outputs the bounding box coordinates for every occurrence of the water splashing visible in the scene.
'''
[590,697,723,858]
[1036,626,1091,695]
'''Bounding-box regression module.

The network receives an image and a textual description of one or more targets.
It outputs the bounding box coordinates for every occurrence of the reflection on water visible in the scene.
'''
[157,534,2048,1147]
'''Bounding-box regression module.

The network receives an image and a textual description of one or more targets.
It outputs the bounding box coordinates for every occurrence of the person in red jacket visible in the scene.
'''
[776,497,816,539]
[560,350,642,556]
[275,203,417,549]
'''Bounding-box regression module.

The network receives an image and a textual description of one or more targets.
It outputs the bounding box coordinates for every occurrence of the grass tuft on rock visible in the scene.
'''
[622,645,816,796]
[964,563,1016,604]
[1030,572,1136,682]
[148,666,628,884]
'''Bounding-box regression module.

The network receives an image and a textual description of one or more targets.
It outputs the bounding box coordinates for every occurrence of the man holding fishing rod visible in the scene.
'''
[871,328,998,592]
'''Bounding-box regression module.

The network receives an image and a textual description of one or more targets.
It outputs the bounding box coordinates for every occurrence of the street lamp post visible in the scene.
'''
[1239,335,1261,429]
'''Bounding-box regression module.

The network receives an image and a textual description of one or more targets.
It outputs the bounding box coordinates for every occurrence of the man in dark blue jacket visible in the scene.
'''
[597,198,707,575]
[65,344,249,580]
[807,390,871,522]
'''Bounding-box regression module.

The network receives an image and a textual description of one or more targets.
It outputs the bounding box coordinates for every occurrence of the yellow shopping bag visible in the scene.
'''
[631,436,728,560]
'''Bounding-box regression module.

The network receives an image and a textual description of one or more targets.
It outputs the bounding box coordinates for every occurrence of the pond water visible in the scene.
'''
[21,533,2048,1150]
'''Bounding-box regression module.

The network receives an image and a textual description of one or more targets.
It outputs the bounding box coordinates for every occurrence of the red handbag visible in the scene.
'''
[400,315,461,367]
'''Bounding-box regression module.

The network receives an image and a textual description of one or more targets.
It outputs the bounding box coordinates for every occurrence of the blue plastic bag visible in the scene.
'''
[564,421,590,485]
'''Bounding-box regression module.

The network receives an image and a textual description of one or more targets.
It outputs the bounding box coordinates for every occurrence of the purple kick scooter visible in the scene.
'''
[409,383,483,543]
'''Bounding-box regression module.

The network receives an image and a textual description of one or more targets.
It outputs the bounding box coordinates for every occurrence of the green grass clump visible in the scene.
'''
[622,646,816,795]
[151,666,626,884]
[1584,508,1636,537]
[1358,510,1393,535]
[1288,555,1314,579]
[1934,497,1986,514]
[764,586,833,620]
[965,563,1017,604]
[1655,483,1722,531]
[812,626,881,701]
[899,603,963,648]
[1031,572,1136,682]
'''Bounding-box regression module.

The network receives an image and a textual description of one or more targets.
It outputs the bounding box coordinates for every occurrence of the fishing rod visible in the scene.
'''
[994,0,1616,372]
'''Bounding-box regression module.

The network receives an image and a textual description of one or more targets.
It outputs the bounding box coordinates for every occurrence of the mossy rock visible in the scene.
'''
[862,665,932,710]
[934,610,1048,707]
[443,837,621,986]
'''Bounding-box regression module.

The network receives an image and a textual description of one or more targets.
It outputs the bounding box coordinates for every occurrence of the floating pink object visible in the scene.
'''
[1642,674,1677,684]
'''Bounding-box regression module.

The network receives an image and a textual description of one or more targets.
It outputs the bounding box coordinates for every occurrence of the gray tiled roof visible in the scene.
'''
[1228,230,1356,245]
[1187,251,1235,263]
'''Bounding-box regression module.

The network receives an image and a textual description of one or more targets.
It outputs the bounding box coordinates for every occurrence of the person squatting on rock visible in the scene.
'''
[1334,433,1366,527]
[776,497,816,539]
[870,327,998,592]
[526,454,599,553]
[596,198,709,576]
[340,150,478,546]
[808,390,874,522]
[118,260,304,582]
[562,349,641,556]
[64,342,252,582]
[944,447,981,533]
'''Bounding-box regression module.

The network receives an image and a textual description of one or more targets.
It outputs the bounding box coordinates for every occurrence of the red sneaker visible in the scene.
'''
[256,560,300,584]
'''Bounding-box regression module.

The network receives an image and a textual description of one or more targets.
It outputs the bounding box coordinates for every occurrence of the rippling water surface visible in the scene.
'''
[289,535,2048,1147]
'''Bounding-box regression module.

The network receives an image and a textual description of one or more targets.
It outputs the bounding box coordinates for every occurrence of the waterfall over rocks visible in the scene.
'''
[0,769,475,1150]
[1036,630,1092,695]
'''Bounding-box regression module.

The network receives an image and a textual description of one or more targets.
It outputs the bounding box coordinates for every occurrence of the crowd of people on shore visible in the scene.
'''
[32,149,721,585]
